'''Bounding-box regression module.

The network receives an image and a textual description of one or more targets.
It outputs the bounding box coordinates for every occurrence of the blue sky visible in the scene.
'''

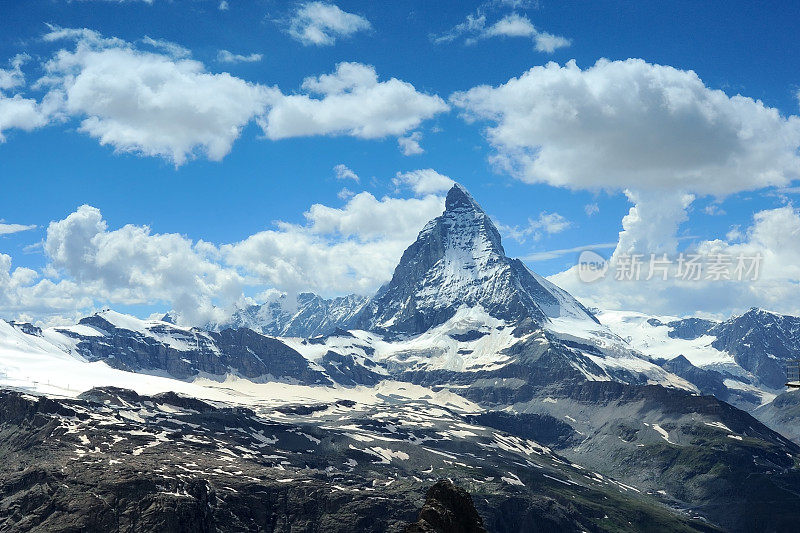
[1,0,800,324]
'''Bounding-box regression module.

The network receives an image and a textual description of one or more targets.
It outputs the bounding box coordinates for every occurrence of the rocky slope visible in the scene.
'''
[354,184,598,336]
[43,311,333,385]
[0,388,716,533]
[215,293,368,338]
[2,183,800,531]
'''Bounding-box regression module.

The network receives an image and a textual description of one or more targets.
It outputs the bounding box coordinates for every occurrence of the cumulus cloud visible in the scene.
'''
[0,95,49,141]
[452,58,800,196]
[43,205,244,324]
[217,49,262,63]
[333,163,359,182]
[0,253,90,325]
[398,131,424,155]
[483,13,536,37]
[0,54,28,90]
[612,190,695,260]
[393,169,454,196]
[288,2,371,46]
[455,57,800,289]
[0,54,50,141]
[1,189,447,325]
[223,192,446,295]
[259,62,448,140]
[434,11,570,52]
[39,28,275,165]
[2,31,443,161]
[551,205,800,317]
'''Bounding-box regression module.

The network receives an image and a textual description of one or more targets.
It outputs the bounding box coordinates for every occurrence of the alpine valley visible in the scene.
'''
[2,185,800,532]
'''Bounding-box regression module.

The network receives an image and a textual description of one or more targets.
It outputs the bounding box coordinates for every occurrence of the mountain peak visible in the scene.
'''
[445,183,482,212]
[354,182,597,334]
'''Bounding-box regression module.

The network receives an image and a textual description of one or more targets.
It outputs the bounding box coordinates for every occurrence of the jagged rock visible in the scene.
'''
[216,293,368,338]
[709,308,800,389]
[404,480,486,533]
[354,184,597,335]
[54,311,332,385]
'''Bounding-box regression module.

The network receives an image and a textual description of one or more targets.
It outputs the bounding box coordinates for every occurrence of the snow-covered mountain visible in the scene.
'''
[599,307,800,411]
[0,184,689,390]
[214,292,368,338]
[354,184,598,335]
[4,183,800,531]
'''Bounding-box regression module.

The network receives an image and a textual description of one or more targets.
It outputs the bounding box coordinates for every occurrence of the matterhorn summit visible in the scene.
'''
[355,183,598,335]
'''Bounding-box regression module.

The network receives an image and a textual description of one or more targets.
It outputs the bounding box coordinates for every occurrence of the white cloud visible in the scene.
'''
[288,2,371,46]
[259,62,448,140]
[0,54,50,141]
[434,12,570,52]
[484,13,536,37]
[703,203,726,216]
[454,57,800,272]
[433,13,487,44]
[0,223,37,235]
[334,163,359,182]
[141,36,190,58]
[4,31,443,162]
[584,203,599,217]
[218,1,229,10]
[452,58,800,196]
[533,31,571,53]
[0,95,49,142]
[551,205,800,317]
[0,253,90,325]
[0,54,29,90]
[524,242,616,262]
[496,211,571,243]
[43,205,244,324]
[393,169,455,196]
[337,187,355,200]
[39,28,275,165]
[1,189,447,324]
[537,211,571,234]
[613,190,695,260]
[217,49,262,63]
[222,192,445,295]
[398,131,424,155]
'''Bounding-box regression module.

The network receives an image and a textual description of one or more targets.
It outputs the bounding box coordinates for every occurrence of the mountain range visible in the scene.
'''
[2,184,799,532]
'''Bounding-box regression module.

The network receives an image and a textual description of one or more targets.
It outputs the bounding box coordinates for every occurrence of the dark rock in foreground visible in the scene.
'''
[404,480,486,533]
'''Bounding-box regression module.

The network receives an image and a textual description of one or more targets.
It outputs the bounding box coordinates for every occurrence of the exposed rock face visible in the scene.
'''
[4,183,800,532]
[404,480,486,533]
[641,308,800,392]
[354,184,598,335]
[754,389,800,444]
[219,292,369,338]
[646,317,719,340]
[0,388,716,533]
[61,312,331,385]
[499,381,800,533]
[657,355,762,408]
[709,308,800,389]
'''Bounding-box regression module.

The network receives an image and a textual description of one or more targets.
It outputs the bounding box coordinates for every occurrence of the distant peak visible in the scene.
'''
[445,183,483,212]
